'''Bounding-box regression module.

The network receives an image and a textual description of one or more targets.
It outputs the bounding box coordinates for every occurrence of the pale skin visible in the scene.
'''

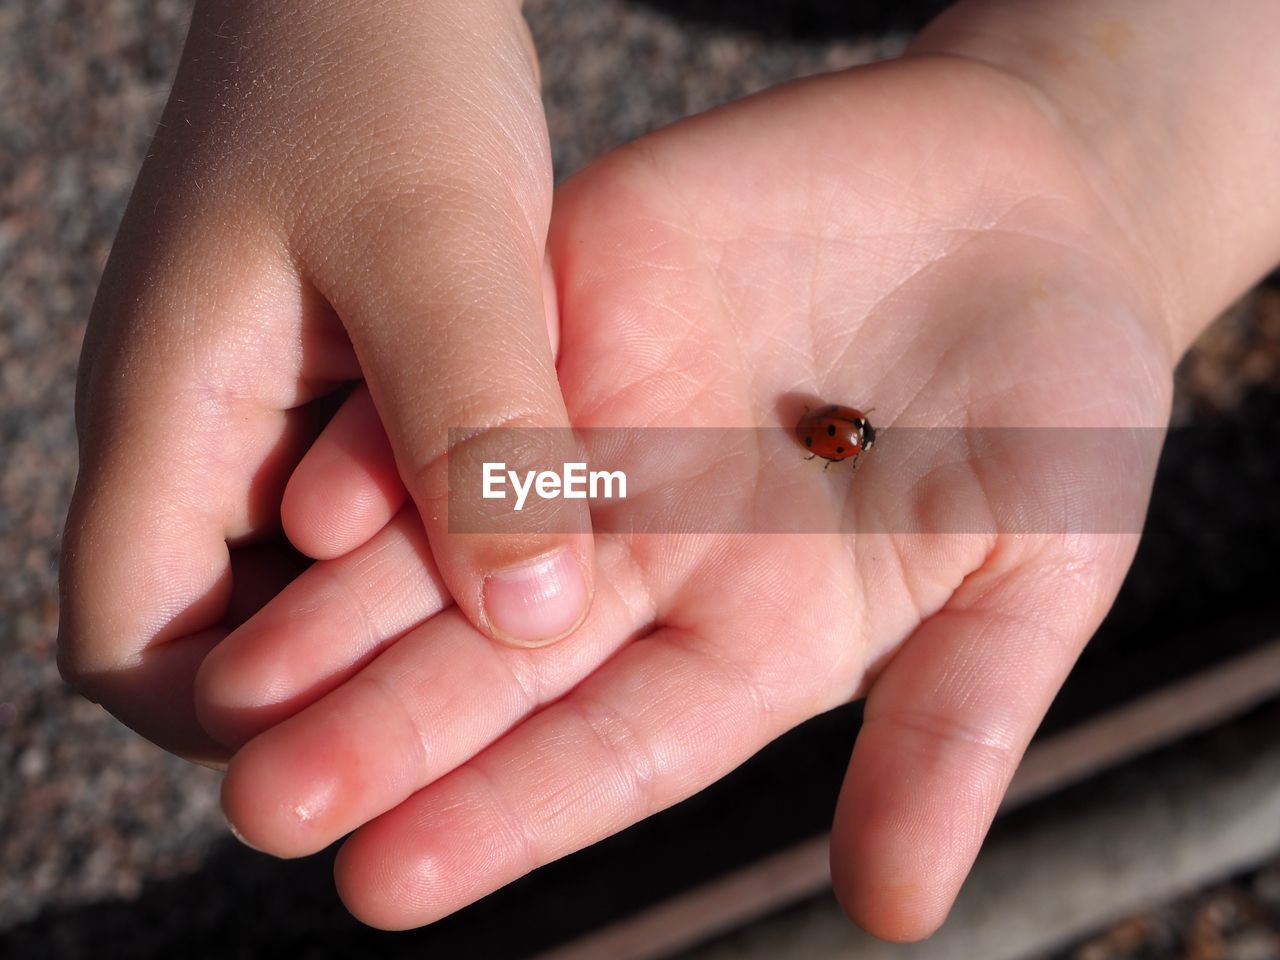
[58,0,1280,941]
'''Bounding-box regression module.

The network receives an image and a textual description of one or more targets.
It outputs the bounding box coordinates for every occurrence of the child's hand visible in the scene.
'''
[57,0,593,763]
[196,8,1280,930]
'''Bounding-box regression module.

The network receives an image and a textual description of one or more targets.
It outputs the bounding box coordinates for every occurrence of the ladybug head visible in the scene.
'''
[861,420,876,450]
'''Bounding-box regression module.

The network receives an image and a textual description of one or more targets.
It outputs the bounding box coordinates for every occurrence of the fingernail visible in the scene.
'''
[483,548,588,646]
[224,813,265,853]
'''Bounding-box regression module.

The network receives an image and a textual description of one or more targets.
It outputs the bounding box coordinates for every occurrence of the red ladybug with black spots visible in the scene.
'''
[796,404,876,470]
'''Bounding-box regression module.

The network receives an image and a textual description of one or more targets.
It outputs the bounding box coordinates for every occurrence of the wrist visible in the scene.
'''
[909,0,1280,356]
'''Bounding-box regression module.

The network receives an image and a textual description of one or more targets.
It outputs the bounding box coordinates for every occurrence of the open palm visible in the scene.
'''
[197,55,1173,936]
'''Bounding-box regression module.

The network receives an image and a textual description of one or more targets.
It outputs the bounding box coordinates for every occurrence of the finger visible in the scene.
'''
[329,624,820,931]
[829,536,1138,942]
[280,383,407,560]
[300,5,592,649]
[195,504,446,750]
[58,217,357,765]
[217,529,864,862]
[216,561,645,859]
[121,542,310,768]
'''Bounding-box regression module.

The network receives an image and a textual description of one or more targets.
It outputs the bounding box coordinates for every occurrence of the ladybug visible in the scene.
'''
[796,404,876,470]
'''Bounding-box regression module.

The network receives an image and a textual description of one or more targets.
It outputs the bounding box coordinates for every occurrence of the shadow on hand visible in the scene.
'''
[631,0,954,39]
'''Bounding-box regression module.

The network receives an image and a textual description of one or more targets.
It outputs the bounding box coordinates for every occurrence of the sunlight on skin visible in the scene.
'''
[56,0,1280,941]
[202,57,1169,934]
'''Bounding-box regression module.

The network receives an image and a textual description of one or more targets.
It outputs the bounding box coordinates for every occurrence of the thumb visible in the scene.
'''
[316,189,592,648]
[297,17,591,648]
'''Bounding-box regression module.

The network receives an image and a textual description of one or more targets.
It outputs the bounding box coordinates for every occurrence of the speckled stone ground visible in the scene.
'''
[1,0,227,929]
[2,1,1278,957]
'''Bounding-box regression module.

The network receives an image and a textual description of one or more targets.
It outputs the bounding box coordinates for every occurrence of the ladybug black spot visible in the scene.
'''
[836,446,844,454]
[804,436,812,447]
[826,424,836,437]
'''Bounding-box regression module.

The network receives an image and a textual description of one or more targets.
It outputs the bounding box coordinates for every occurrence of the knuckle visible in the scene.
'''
[871,708,1020,782]
[407,410,566,502]
[356,670,432,779]
[54,637,105,704]
[54,640,83,690]
[467,761,543,873]
[411,413,589,543]
[569,693,658,812]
